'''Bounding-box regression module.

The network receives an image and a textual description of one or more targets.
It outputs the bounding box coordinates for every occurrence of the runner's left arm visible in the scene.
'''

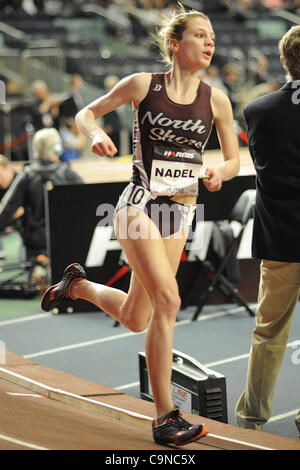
[203,88,240,192]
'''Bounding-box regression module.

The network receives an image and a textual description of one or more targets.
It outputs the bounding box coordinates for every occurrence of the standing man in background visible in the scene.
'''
[29,80,61,131]
[59,74,85,121]
[235,25,300,437]
[102,75,121,153]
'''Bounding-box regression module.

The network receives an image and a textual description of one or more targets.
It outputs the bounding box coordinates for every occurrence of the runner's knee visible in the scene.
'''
[121,283,180,330]
[152,283,181,320]
[121,308,152,333]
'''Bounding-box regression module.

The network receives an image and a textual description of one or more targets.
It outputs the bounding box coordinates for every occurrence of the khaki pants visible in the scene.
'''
[235,260,300,433]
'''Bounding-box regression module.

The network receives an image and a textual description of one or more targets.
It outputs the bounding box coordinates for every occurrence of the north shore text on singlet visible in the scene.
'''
[131,73,213,197]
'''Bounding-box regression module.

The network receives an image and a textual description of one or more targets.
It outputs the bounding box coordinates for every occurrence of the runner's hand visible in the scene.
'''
[202,168,223,192]
[91,133,118,158]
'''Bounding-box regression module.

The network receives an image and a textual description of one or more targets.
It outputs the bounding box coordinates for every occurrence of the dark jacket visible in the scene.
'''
[0,171,18,228]
[0,160,83,253]
[59,93,84,119]
[244,81,300,261]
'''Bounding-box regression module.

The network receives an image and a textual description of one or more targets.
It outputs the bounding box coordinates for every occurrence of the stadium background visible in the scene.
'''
[0,0,298,161]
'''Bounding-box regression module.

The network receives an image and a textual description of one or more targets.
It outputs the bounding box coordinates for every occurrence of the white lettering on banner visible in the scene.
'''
[85,226,122,267]
[83,203,251,269]
[85,211,206,267]
[187,220,211,260]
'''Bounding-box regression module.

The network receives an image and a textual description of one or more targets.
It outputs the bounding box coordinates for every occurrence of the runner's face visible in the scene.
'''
[174,17,215,71]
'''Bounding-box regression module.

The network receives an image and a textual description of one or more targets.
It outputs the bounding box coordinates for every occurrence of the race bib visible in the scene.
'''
[150,145,203,196]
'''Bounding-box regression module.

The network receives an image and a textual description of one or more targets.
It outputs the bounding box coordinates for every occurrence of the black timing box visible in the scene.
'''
[139,349,228,423]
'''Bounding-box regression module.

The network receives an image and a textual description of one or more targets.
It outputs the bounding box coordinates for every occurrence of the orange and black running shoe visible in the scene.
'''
[152,409,210,446]
[41,262,86,312]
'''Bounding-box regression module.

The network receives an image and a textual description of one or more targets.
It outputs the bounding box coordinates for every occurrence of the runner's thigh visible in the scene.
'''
[123,228,188,315]
[115,206,185,300]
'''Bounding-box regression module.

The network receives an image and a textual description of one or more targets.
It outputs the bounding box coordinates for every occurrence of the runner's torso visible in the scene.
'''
[132,73,213,201]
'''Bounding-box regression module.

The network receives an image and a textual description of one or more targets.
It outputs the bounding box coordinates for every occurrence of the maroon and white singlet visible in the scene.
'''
[132,73,213,196]
[115,73,214,237]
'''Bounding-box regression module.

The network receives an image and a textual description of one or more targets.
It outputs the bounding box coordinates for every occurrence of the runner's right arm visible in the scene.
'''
[75,73,150,157]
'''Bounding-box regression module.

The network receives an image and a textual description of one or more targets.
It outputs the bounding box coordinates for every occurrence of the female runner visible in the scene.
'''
[42,5,240,446]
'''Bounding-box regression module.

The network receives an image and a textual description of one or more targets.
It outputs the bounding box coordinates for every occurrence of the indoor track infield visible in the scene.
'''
[0,351,299,451]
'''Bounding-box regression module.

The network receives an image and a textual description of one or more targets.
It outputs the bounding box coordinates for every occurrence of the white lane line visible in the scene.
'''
[114,340,298,390]
[269,409,299,423]
[205,339,299,368]
[23,330,140,359]
[207,433,274,451]
[205,353,250,368]
[0,313,52,326]
[7,392,46,398]
[0,305,247,328]
[23,306,249,359]
[115,381,139,391]
[0,433,49,450]
[0,367,275,451]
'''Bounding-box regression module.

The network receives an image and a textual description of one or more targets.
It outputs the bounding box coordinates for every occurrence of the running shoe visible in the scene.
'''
[152,409,210,446]
[41,262,86,312]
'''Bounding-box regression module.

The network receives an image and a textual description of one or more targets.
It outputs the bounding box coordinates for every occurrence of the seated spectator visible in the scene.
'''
[0,128,83,264]
[60,117,86,162]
